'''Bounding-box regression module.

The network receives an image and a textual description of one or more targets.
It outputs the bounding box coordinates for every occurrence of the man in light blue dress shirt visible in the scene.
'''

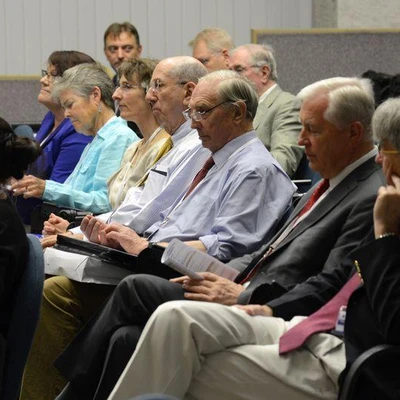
[51,70,295,400]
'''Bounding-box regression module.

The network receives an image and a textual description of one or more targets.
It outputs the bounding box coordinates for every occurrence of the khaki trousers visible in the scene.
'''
[19,276,115,400]
[109,301,346,400]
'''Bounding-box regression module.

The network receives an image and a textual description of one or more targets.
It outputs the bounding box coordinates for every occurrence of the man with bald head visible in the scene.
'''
[190,27,233,72]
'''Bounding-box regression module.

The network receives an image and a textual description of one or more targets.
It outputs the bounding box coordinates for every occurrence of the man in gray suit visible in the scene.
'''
[229,44,304,177]
[52,76,384,400]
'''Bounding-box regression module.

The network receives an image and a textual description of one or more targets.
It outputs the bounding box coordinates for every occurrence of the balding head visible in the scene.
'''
[145,56,208,135]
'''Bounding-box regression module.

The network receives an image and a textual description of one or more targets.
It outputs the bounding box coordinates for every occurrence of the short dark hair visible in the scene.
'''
[103,22,141,47]
[48,51,95,77]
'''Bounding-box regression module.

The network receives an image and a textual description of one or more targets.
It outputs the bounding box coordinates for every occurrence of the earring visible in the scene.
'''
[97,104,102,113]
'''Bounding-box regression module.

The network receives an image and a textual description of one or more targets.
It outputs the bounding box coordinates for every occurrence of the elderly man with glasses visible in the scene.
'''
[20,61,295,400]
[229,43,304,178]
[55,76,385,400]
[50,70,295,400]
[110,98,400,400]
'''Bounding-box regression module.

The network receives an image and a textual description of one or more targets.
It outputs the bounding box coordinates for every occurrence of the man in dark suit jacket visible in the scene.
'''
[53,76,385,400]
[106,97,400,400]
[229,44,304,177]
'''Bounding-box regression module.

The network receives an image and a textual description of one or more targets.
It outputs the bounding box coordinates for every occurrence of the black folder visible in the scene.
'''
[54,235,180,279]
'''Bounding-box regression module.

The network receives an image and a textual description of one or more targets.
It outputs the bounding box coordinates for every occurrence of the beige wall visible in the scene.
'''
[313,0,400,28]
[0,0,312,76]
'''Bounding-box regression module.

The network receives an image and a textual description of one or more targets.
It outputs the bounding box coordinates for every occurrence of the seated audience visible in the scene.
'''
[50,77,384,400]
[16,50,95,225]
[20,69,295,400]
[229,44,303,177]
[189,27,233,72]
[11,62,138,214]
[41,58,170,243]
[0,117,41,339]
[108,96,400,400]
[19,56,208,400]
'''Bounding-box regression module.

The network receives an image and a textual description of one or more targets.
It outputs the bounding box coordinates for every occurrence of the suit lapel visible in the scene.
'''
[271,157,381,254]
[253,85,282,130]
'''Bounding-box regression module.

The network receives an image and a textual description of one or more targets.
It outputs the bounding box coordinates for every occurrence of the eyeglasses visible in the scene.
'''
[41,69,59,81]
[183,101,231,122]
[115,82,142,92]
[148,80,187,94]
[378,143,400,156]
[230,64,261,74]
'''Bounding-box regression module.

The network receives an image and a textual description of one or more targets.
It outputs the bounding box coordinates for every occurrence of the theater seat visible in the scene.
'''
[0,234,44,400]
[339,344,400,400]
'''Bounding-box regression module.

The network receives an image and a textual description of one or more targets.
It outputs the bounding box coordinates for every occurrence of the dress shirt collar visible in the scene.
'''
[96,116,120,140]
[212,130,258,167]
[329,147,378,190]
[170,120,192,146]
[258,83,278,104]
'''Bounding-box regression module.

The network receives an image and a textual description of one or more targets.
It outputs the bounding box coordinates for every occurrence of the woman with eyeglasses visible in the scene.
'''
[12,62,138,215]
[0,117,42,337]
[107,58,170,208]
[16,51,95,225]
[40,59,171,243]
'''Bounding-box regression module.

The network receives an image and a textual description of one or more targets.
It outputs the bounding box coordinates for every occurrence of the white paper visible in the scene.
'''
[161,238,239,281]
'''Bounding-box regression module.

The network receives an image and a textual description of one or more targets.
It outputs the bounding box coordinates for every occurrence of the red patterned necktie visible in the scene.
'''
[297,179,330,219]
[183,157,215,199]
[279,273,361,355]
[237,179,330,285]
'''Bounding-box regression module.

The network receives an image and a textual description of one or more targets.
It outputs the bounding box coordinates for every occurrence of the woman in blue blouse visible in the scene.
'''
[16,51,95,224]
[12,63,138,214]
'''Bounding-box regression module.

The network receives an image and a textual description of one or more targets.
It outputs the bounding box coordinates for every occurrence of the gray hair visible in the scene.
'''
[298,77,375,138]
[199,70,258,120]
[189,28,234,53]
[52,62,115,110]
[372,97,400,151]
[230,44,278,81]
[167,57,208,84]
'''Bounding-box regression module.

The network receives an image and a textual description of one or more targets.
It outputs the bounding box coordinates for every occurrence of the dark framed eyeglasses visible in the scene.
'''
[183,101,231,122]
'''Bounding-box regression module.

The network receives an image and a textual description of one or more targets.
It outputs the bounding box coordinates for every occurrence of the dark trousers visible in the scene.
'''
[54,274,186,400]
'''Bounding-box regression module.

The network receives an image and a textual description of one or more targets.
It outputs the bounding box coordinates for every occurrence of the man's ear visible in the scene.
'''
[221,49,230,67]
[349,121,363,144]
[232,101,247,123]
[182,82,196,107]
[137,45,143,57]
[260,64,271,83]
